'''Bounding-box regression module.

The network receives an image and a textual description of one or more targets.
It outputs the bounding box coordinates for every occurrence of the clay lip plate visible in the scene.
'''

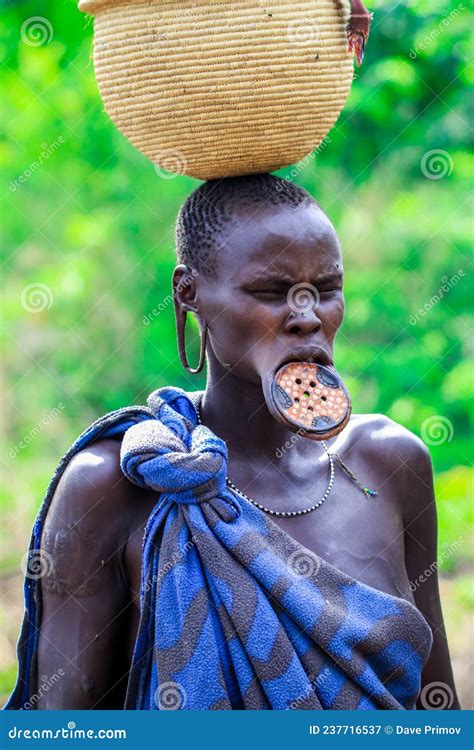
[271,361,351,437]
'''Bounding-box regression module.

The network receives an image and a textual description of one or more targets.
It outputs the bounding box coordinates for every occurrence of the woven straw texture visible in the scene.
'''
[79,0,353,180]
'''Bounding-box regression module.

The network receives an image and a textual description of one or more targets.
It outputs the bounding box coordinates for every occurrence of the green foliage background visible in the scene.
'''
[0,0,472,697]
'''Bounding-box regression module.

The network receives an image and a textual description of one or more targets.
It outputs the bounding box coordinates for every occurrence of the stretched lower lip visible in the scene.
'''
[262,358,352,441]
[278,353,330,369]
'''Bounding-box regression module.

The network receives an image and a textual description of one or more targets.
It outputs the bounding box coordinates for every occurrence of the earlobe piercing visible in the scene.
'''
[177,311,208,374]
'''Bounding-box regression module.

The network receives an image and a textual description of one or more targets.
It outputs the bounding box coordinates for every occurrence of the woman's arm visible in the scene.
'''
[35,441,134,709]
[402,440,461,709]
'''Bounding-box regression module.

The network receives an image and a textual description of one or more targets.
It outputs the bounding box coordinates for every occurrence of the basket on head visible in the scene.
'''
[79,0,354,180]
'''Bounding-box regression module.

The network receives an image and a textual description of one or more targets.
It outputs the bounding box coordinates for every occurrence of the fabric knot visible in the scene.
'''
[118,388,239,521]
[120,388,241,520]
[120,419,231,504]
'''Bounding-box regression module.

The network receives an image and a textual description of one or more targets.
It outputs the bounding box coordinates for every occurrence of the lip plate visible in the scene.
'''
[271,361,351,440]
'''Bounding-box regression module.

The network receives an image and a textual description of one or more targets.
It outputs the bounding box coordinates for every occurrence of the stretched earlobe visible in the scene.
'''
[176,307,208,374]
[172,265,207,373]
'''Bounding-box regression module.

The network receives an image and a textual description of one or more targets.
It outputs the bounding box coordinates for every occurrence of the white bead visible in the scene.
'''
[197,399,335,517]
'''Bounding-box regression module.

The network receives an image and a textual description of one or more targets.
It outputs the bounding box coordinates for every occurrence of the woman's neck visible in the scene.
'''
[199,361,312,461]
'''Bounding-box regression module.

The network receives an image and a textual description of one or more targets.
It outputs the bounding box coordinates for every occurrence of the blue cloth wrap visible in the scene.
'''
[5,387,433,711]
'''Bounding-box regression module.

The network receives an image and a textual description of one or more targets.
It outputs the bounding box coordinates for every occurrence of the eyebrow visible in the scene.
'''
[245,272,343,285]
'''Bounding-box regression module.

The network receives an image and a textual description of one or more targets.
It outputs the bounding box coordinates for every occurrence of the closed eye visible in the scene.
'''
[319,287,342,296]
[247,289,287,299]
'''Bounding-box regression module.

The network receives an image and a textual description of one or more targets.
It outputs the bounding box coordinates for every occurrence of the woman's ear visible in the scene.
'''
[172,265,207,374]
[172,264,199,313]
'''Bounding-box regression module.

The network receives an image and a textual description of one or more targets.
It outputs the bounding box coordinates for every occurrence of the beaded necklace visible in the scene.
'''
[195,400,377,518]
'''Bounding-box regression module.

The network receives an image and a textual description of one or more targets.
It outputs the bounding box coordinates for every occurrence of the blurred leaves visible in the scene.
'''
[0,0,472,572]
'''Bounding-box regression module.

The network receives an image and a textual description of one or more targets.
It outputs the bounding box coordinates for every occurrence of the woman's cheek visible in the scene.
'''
[207,305,250,356]
[210,306,272,374]
[321,295,345,339]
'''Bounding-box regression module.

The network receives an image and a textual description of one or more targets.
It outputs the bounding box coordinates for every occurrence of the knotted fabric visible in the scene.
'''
[6,387,432,711]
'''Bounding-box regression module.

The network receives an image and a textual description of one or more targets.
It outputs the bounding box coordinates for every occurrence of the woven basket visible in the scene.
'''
[79,0,354,180]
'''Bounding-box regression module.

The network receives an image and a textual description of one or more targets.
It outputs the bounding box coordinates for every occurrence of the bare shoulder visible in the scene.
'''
[62,438,133,501]
[45,439,136,537]
[343,413,435,521]
[40,439,154,595]
[347,412,431,468]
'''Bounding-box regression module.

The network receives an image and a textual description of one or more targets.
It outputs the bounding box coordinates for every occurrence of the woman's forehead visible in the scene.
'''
[238,250,342,282]
[227,201,337,248]
[216,202,342,279]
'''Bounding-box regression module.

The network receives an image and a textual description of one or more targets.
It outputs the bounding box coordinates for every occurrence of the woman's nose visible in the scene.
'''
[283,307,322,336]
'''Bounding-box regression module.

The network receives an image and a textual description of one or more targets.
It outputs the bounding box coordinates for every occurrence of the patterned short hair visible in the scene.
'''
[175,173,316,277]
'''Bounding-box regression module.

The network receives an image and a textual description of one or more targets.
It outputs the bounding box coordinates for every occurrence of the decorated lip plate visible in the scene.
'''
[271,362,351,440]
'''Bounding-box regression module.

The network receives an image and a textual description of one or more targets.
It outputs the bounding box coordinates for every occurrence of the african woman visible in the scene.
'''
[6,175,459,710]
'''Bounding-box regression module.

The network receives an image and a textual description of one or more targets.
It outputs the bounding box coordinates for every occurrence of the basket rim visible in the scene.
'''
[79,0,125,13]
[79,0,351,18]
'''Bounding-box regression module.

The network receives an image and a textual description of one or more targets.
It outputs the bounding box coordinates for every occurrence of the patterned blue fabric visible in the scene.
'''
[5,387,432,711]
